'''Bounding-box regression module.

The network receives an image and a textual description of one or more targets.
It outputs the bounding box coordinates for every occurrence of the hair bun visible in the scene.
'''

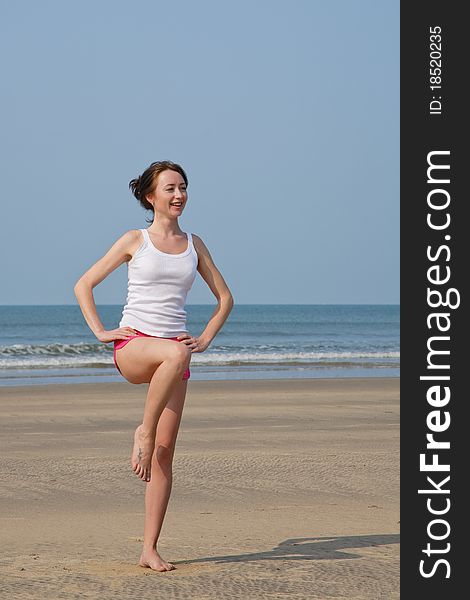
[129,176,141,200]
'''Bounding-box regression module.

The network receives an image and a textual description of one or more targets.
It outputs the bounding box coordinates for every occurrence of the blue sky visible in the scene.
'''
[0,0,399,305]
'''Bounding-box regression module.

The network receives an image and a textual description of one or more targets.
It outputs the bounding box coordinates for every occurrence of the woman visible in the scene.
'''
[74,160,234,572]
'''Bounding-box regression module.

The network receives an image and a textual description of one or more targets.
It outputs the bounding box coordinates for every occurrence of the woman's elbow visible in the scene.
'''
[73,280,83,299]
[224,292,234,308]
[73,277,91,297]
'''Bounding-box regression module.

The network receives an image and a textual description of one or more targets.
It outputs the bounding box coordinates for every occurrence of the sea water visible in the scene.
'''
[0,304,399,386]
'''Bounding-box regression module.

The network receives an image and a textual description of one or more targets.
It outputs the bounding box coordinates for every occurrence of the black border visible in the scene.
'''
[401,2,466,596]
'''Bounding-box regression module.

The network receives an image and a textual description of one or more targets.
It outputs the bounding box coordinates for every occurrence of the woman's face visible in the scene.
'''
[147,169,188,218]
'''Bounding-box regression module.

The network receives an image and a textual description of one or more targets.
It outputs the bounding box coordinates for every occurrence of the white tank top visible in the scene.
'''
[119,228,198,337]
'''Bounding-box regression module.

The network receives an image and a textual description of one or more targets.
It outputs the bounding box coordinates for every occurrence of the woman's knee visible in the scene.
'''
[154,444,174,469]
[166,343,191,372]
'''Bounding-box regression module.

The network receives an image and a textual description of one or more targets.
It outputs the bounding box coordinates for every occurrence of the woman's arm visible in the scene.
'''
[73,230,139,343]
[178,234,234,352]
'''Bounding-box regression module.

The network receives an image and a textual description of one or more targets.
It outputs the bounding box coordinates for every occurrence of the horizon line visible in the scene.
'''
[0,302,400,307]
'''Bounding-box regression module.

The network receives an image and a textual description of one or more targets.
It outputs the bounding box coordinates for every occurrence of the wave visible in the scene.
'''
[0,344,400,370]
[192,351,400,364]
[0,342,108,356]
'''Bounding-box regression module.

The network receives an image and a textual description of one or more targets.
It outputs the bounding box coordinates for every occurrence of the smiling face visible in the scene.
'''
[146,169,188,218]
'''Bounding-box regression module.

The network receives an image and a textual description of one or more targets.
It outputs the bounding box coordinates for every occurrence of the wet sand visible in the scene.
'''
[0,377,399,599]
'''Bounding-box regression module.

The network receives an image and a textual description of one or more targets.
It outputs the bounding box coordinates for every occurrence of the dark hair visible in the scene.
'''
[129,160,188,223]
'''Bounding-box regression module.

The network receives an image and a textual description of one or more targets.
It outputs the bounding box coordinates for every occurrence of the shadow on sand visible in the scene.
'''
[176,534,400,566]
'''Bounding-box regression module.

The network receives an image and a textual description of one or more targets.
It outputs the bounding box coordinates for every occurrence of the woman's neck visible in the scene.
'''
[148,217,183,237]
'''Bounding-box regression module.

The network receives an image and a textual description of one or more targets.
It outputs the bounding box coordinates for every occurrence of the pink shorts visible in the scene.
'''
[113,329,190,380]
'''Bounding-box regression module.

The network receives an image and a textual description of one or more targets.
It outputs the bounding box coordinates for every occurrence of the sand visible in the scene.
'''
[0,377,399,599]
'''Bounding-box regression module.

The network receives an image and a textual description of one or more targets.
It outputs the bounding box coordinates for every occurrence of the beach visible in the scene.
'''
[0,377,399,600]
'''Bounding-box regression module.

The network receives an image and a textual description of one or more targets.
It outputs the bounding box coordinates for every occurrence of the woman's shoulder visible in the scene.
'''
[190,233,205,249]
[190,233,204,253]
[113,229,145,259]
[117,228,144,245]
[191,234,214,261]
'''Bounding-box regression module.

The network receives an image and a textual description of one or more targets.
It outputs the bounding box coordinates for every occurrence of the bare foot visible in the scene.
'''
[131,425,155,482]
[139,548,175,572]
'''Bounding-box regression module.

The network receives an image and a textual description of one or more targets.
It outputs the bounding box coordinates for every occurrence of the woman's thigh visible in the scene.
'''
[115,336,189,384]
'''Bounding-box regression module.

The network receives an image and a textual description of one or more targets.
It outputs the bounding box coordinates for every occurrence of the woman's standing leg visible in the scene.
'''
[138,378,188,571]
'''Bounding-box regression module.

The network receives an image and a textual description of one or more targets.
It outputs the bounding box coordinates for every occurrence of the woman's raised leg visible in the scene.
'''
[138,378,187,572]
[114,336,191,482]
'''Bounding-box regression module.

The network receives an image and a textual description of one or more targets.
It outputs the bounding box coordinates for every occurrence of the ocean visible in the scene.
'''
[0,304,399,386]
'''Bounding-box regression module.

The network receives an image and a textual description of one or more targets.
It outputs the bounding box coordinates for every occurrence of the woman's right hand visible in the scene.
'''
[95,327,138,343]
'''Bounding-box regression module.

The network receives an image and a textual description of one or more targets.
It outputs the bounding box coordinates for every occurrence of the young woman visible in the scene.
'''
[74,160,234,572]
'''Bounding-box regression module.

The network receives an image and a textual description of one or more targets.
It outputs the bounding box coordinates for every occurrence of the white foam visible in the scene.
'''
[0,350,400,370]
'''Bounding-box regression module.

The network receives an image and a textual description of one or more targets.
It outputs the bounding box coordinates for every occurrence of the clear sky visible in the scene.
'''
[1,0,399,305]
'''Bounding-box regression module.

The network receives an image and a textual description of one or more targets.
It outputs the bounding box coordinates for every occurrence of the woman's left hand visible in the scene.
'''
[176,333,210,353]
